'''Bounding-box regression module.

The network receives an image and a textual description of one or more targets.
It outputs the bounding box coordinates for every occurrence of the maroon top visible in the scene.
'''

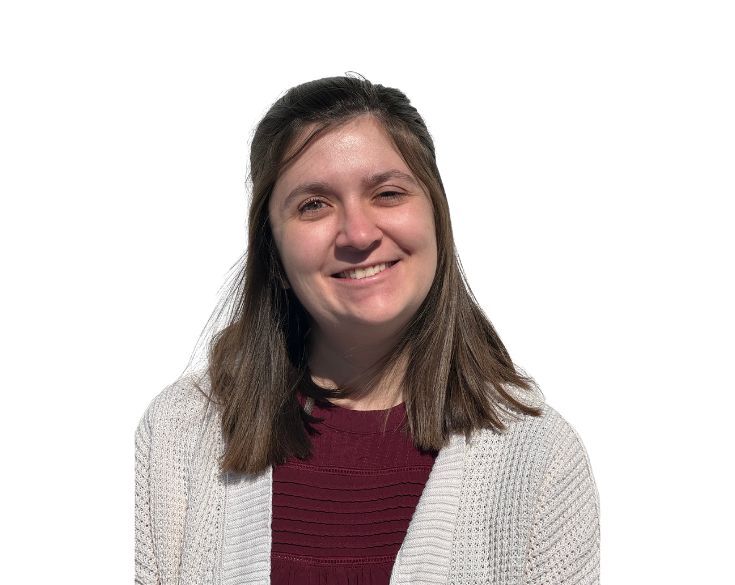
[270,397,438,584]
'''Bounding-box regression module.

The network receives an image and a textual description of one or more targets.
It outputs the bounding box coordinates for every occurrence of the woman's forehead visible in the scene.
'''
[282,114,391,168]
[272,116,413,198]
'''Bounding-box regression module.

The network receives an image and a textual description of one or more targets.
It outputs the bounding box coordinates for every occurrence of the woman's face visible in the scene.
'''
[268,114,438,340]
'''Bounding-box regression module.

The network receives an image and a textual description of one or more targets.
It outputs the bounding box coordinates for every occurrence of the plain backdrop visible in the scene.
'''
[1,1,733,582]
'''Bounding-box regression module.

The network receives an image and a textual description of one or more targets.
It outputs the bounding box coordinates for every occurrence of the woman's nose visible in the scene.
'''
[334,202,382,251]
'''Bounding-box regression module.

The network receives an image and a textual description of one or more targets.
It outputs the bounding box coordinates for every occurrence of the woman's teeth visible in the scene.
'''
[337,262,392,280]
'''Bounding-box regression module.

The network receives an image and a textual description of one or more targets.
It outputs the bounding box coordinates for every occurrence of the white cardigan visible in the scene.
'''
[135,372,600,584]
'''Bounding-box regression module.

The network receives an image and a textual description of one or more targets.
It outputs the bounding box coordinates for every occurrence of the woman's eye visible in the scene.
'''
[298,198,326,215]
[377,191,405,202]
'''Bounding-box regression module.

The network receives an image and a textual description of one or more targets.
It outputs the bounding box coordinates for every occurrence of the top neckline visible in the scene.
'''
[302,394,408,435]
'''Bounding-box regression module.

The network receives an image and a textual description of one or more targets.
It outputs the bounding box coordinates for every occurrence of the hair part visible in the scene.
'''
[197,75,542,474]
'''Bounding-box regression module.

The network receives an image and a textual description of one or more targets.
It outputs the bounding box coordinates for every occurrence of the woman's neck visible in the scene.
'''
[307,327,405,411]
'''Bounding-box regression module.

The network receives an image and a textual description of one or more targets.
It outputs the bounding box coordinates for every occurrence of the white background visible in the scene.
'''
[1,1,733,582]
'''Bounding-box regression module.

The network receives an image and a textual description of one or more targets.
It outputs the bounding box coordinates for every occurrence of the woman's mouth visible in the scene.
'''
[333,260,399,280]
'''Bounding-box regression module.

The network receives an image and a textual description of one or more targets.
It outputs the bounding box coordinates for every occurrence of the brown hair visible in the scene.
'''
[197,75,542,474]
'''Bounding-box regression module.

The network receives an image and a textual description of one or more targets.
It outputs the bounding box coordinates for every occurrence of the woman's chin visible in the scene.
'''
[322,311,412,339]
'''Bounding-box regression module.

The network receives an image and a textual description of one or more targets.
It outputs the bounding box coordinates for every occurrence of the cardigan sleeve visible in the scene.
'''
[135,399,160,585]
[523,419,600,585]
[134,375,212,584]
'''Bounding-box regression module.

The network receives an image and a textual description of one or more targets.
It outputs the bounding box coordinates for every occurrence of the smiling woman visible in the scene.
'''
[135,75,600,585]
[269,115,438,378]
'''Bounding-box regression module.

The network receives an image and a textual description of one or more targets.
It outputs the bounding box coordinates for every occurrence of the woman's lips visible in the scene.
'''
[332,260,399,281]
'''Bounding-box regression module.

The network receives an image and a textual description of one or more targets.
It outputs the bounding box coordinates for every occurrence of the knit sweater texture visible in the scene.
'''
[134,371,600,584]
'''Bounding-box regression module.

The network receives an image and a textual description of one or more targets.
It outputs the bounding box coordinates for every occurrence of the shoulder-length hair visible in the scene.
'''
[199,75,542,475]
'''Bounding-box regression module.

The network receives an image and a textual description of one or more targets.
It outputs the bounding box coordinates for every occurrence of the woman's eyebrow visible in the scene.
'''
[282,170,418,210]
[363,169,418,189]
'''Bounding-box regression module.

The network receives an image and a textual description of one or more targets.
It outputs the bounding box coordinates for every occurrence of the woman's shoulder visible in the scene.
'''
[491,382,587,444]
[502,401,593,463]
[469,390,597,492]
[136,368,216,436]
